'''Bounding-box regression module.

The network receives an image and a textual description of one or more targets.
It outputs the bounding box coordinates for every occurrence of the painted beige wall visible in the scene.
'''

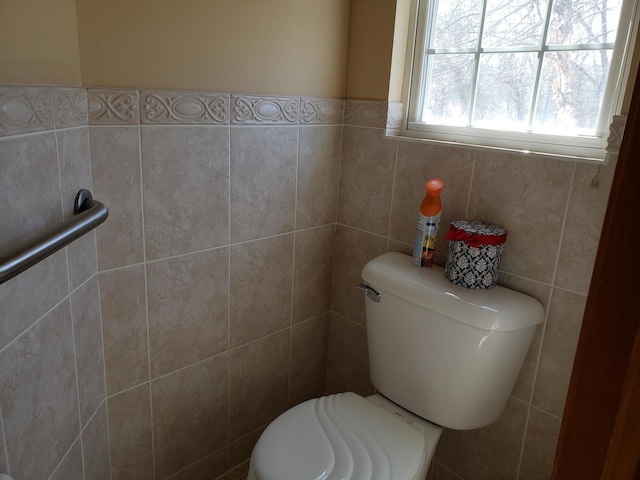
[0,0,82,85]
[76,0,350,98]
[345,0,397,100]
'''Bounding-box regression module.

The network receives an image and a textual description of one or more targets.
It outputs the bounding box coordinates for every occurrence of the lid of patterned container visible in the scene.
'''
[446,220,508,247]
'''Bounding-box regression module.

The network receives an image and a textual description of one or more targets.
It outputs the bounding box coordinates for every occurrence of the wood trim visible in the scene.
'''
[551,62,640,478]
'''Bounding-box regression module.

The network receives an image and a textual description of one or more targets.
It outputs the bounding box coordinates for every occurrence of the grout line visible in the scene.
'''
[334,222,390,241]
[136,123,157,480]
[226,124,232,472]
[0,401,10,476]
[67,292,87,480]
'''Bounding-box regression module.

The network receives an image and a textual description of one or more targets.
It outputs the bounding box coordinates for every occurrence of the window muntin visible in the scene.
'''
[403,0,635,159]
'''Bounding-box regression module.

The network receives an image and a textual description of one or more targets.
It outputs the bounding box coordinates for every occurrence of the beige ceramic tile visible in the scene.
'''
[435,396,529,480]
[331,225,387,325]
[70,276,105,427]
[230,235,293,348]
[343,100,388,128]
[0,249,68,349]
[66,230,98,291]
[151,354,228,479]
[141,90,230,125]
[469,151,575,283]
[555,159,616,294]
[229,426,266,469]
[293,225,334,323]
[0,433,6,473]
[433,463,465,480]
[0,132,62,251]
[50,438,84,480]
[519,407,562,480]
[90,126,144,269]
[141,126,229,259]
[289,314,329,406]
[81,402,111,480]
[497,272,552,402]
[0,301,79,480]
[88,89,139,125]
[53,87,89,129]
[300,98,344,125]
[165,447,228,480]
[337,126,397,235]
[107,384,154,480]
[533,288,586,417]
[147,248,229,377]
[231,95,299,124]
[390,141,475,251]
[99,265,149,395]
[218,461,250,480]
[0,85,53,135]
[296,126,342,229]
[230,126,297,242]
[56,126,92,219]
[228,330,290,441]
[325,313,374,397]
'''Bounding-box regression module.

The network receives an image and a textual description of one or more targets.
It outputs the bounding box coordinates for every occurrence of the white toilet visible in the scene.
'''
[247,252,544,480]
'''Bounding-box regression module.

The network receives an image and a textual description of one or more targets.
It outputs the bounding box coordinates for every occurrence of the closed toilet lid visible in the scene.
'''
[251,392,428,480]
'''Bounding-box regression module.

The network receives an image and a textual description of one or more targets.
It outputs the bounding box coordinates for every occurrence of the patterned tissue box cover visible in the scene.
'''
[444,220,508,290]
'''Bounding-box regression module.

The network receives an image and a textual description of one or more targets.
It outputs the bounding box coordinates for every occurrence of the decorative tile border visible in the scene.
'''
[300,98,344,125]
[343,100,388,128]
[385,101,404,135]
[231,95,299,125]
[53,87,89,129]
[88,89,139,125]
[606,114,627,153]
[141,90,229,125]
[0,86,54,136]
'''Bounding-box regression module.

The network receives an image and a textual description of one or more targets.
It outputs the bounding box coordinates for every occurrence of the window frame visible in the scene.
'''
[399,0,640,160]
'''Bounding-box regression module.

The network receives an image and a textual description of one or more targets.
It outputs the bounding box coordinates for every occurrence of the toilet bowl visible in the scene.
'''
[247,252,544,480]
[247,392,442,480]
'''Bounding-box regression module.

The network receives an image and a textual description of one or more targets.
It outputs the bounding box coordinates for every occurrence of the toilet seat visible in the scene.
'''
[249,392,439,480]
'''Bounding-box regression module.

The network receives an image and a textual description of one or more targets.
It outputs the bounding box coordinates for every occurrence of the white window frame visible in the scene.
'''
[400,0,640,160]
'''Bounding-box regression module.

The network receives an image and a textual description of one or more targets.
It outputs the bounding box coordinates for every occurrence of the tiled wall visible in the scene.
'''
[0,86,110,479]
[87,89,342,479]
[1,85,619,480]
[328,100,619,480]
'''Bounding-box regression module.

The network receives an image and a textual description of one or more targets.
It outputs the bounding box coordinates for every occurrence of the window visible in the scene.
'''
[401,0,639,159]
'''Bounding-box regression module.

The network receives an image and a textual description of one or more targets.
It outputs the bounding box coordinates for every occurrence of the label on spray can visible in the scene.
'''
[412,211,441,267]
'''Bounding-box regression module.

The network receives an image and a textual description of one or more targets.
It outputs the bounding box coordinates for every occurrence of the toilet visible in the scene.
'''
[247,252,544,480]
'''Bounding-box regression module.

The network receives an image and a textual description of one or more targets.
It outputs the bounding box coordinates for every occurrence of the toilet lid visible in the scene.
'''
[251,392,428,480]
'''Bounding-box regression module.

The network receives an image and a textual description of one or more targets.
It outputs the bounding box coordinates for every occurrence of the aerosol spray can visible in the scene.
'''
[412,178,444,267]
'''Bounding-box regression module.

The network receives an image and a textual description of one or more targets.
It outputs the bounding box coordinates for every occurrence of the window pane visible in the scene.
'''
[482,0,549,47]
[547,0,623,45]
[473,53,538,130]
[433,0,483,49]
[422,54,475,125]
[533,50,613,134]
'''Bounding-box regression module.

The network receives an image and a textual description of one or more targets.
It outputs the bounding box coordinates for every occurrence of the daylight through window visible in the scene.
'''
[404,0,638,158]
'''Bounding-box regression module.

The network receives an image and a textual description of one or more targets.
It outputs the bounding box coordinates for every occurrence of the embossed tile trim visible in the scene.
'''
[231,95,299,125]
[0,85,54,136]
[53,87,89,128]
[88,89,139,125]
[300,97,344,125]
[606,114,627,153]
[385,101,404,135]
[344,100,388,128]
[141,90,230,125]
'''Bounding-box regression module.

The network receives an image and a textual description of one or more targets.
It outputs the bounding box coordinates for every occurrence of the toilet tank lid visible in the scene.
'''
[361,253,544,332]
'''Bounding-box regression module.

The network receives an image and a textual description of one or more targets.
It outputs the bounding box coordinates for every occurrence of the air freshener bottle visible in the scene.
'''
[412,178,444,267]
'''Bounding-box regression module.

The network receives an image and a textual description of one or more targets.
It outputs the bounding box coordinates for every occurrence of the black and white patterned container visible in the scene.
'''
[444,220,508,289]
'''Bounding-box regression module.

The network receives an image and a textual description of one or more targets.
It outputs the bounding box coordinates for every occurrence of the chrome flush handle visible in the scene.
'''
[357,284,381,302]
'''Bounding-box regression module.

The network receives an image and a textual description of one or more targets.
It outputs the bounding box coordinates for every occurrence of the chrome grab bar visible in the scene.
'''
[0,189,109,284]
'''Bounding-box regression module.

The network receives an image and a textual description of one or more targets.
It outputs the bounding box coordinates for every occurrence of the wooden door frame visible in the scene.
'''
[551,63,640,478]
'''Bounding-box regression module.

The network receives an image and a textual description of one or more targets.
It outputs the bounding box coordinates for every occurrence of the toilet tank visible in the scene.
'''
[361,252,544,430]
